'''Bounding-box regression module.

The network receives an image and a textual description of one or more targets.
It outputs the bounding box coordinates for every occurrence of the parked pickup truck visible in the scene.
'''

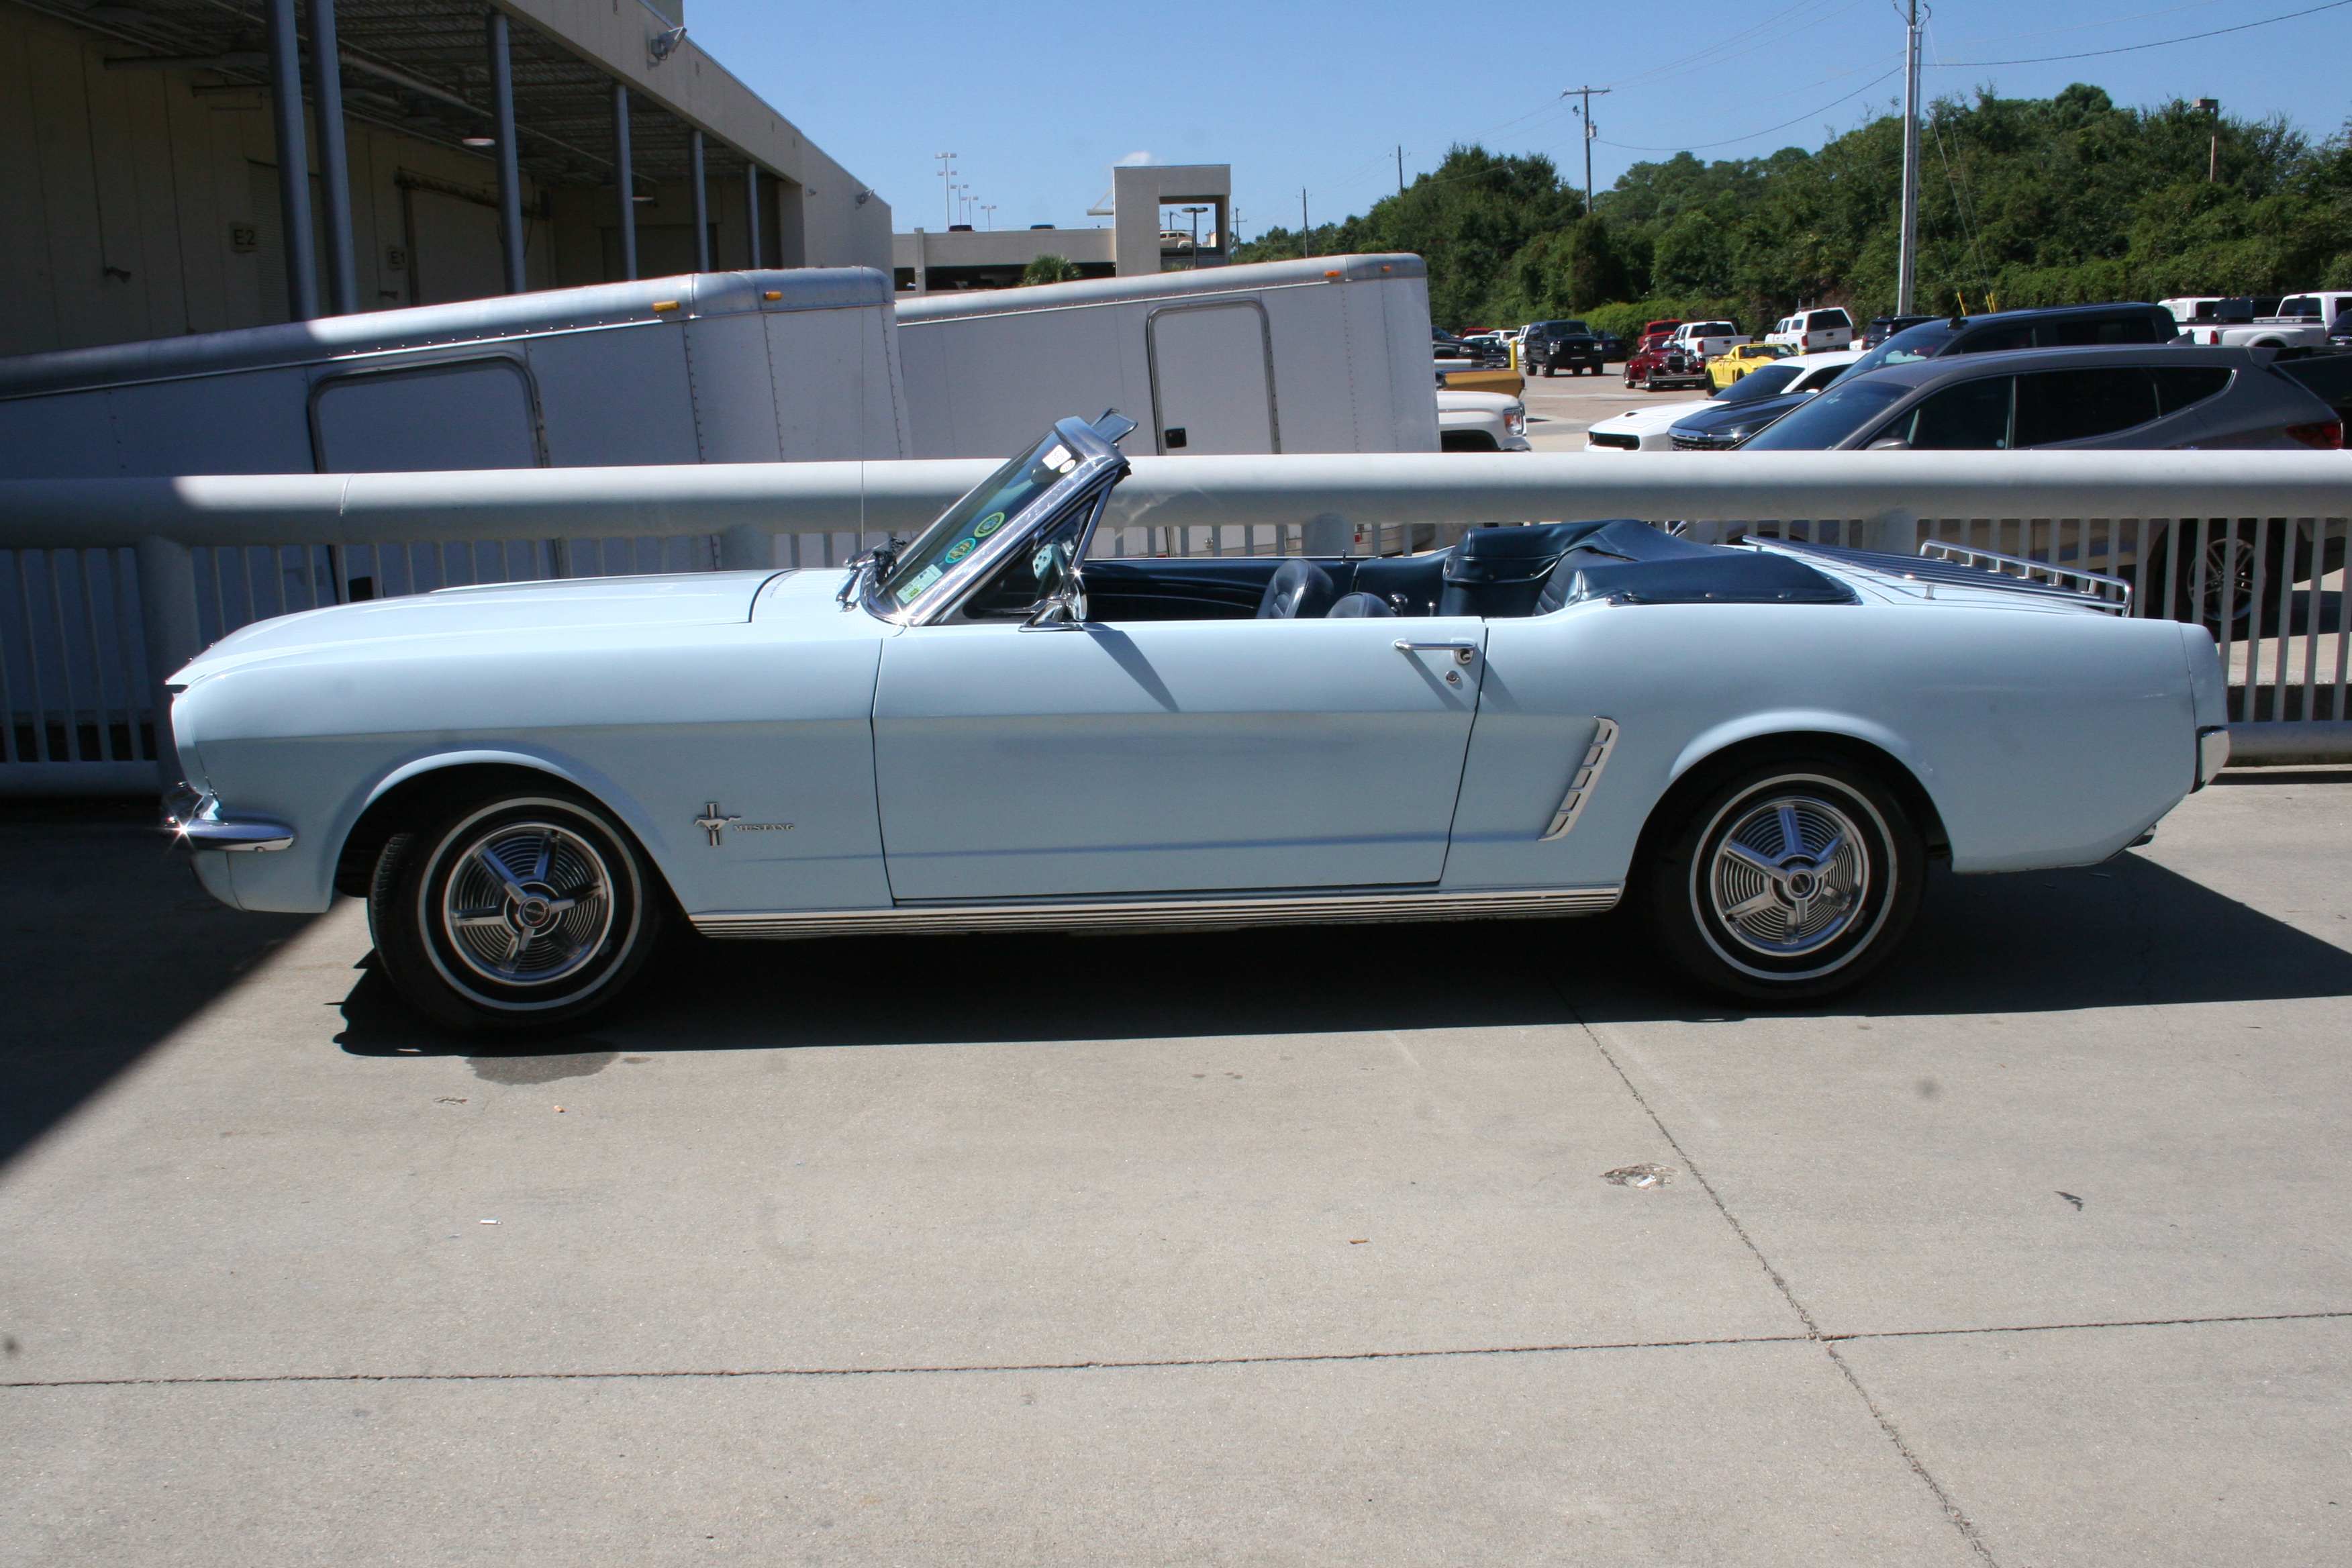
[1667,320,1742,361]
[2177,292,2352,348]
[1523,319,1606,376]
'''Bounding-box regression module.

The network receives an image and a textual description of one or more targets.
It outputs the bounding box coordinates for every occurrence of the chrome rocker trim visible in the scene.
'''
[691,883,1624,940]
[1540,718,1620,842]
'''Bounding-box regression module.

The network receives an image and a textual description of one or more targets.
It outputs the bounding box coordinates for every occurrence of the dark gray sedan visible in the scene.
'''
[1734,344,2341,452]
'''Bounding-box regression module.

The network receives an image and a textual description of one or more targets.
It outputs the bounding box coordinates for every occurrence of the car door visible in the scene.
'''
[871,614,1487,901]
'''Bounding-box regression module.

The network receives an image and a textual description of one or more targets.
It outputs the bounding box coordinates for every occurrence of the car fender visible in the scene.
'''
[1667,707,1945,807]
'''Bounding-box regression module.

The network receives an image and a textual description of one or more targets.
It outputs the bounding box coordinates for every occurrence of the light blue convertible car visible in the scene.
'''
[166,413,2230,1032]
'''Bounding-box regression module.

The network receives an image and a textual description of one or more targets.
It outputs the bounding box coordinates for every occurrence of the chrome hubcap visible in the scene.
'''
[442,822,614,986]
[1708,795,1868,957]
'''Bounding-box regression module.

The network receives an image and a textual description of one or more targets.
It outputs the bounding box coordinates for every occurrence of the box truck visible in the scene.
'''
[893,254,1440,458]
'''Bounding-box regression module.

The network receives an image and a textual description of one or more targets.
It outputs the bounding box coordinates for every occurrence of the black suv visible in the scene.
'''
[1523,320,1605,377]
[1843,302,2184,381]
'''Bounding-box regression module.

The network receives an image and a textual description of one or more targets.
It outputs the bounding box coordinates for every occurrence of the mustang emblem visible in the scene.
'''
[695,802,793,845]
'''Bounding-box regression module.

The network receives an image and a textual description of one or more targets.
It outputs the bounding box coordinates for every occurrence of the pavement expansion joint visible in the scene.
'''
[5,1308,2346,1393]
[1562,989,2000,1565]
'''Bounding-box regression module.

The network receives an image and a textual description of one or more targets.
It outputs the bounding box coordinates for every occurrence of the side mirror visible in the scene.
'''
[1865,436,1912,450]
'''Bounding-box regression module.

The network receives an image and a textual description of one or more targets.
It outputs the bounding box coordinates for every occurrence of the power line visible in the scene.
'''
[1935,0,2236,50]
[1599,64,1904,154]
[1934,0,2352,66]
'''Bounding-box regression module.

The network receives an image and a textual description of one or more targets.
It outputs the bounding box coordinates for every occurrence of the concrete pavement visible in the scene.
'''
[3,770,2349,1565]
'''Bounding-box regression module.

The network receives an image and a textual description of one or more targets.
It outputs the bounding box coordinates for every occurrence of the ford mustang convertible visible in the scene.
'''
[165,413,2231,1032]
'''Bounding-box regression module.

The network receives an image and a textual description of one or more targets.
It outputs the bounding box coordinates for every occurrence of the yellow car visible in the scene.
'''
[1708,342,1792,390]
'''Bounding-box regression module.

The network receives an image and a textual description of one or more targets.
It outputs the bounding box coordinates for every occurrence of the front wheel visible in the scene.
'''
[1636,752,1922,1003]
[369,785,669,1034]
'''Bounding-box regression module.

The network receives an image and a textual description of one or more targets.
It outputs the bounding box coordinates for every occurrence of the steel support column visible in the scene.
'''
[745,164,761,268]
[612,83,638,281]
[489,11,526,294]
[689,130,710,272]
[264,0,319,320]
[307,0,356,314]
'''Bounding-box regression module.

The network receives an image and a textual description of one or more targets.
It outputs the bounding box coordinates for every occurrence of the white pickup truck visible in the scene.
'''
[1667,319,1743,360]
[2171,291,2352,348]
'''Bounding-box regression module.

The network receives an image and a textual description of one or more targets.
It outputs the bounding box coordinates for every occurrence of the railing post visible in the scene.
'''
[1865,507,1918,555]
[134,538,201,789]
[718,524,773,571]
[1302,512,1350,556]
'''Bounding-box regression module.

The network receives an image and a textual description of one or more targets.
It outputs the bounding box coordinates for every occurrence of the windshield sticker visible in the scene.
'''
[972,511,1007,537]
[944,538,977,563]
[895,564,943,604]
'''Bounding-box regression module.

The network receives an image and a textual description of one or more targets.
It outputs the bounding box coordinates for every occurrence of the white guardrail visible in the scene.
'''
[1,449,2347,793]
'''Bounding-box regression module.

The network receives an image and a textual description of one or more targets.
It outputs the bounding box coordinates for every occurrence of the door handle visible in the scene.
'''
[1394,640,1478,667]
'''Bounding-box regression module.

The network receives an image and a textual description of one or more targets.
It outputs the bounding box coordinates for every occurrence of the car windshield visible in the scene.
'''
[1734,379,1910,450]
[1711,364,1804,401]
[876,430,1079,607]
[1547,320,1587,334]
[1842,317,1964,379]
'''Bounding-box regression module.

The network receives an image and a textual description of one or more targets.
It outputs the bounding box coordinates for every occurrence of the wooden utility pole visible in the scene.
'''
[1897,0,1921,313]
[1563,85,1611,211]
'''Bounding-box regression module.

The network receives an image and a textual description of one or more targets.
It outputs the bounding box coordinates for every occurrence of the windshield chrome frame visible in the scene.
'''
[859,418,1130,628]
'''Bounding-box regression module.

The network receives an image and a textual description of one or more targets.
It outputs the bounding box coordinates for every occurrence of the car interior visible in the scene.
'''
[1062,520,1856,622]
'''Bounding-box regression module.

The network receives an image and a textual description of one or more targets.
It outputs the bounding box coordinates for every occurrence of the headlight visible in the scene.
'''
[1506,407,1527,436]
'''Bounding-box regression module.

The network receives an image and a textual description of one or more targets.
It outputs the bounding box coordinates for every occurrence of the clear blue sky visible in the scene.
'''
[687,0,2352,240]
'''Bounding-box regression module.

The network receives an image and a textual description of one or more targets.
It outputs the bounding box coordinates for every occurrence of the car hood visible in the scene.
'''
[1589,399,1713,436]
[173,569,783,682]
[1668,390,1814,434]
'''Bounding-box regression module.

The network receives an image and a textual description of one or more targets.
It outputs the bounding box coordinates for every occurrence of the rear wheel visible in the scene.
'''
[369,785,668,1035]
[1637,751,1923,1003]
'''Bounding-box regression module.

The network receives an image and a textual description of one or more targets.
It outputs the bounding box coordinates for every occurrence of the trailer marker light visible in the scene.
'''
[652,300,679,311]
[1324,270,1340,278]
[763,291,781,301]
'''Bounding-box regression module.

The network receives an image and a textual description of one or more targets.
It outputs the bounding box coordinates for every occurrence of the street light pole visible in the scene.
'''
[934,152,957,227]
[1896,0,1922,314]
[2196,98,2220,182]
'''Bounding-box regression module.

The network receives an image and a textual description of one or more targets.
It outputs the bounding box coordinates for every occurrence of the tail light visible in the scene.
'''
[2208,330,2222,344]
[2286,421,2343,449]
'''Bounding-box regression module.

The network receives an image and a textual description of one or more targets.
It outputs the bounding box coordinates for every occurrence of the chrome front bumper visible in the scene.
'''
[163,783,295,852]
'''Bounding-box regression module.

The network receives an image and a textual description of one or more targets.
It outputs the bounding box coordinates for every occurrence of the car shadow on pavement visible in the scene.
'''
[336,850,2352,1061]
[0,799,314,1171]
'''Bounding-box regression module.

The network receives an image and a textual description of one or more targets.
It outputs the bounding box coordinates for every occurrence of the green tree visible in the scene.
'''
[1021,254,1081,285]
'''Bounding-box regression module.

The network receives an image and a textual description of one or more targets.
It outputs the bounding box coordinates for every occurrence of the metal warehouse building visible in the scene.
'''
[1,0,892,358]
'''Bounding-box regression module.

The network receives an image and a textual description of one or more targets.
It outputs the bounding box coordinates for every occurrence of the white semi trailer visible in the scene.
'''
[0,269,908,479]
[894,254,1441,458]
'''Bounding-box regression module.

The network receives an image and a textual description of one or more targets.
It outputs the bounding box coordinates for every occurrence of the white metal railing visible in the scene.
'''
[3,450,2347,791]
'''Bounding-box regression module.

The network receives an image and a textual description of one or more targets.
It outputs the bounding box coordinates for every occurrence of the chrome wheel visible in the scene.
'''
[371,785,665,1034]
[1641,756,1922,1003]
[441,820,614,987]
[1706,795,1868,959]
